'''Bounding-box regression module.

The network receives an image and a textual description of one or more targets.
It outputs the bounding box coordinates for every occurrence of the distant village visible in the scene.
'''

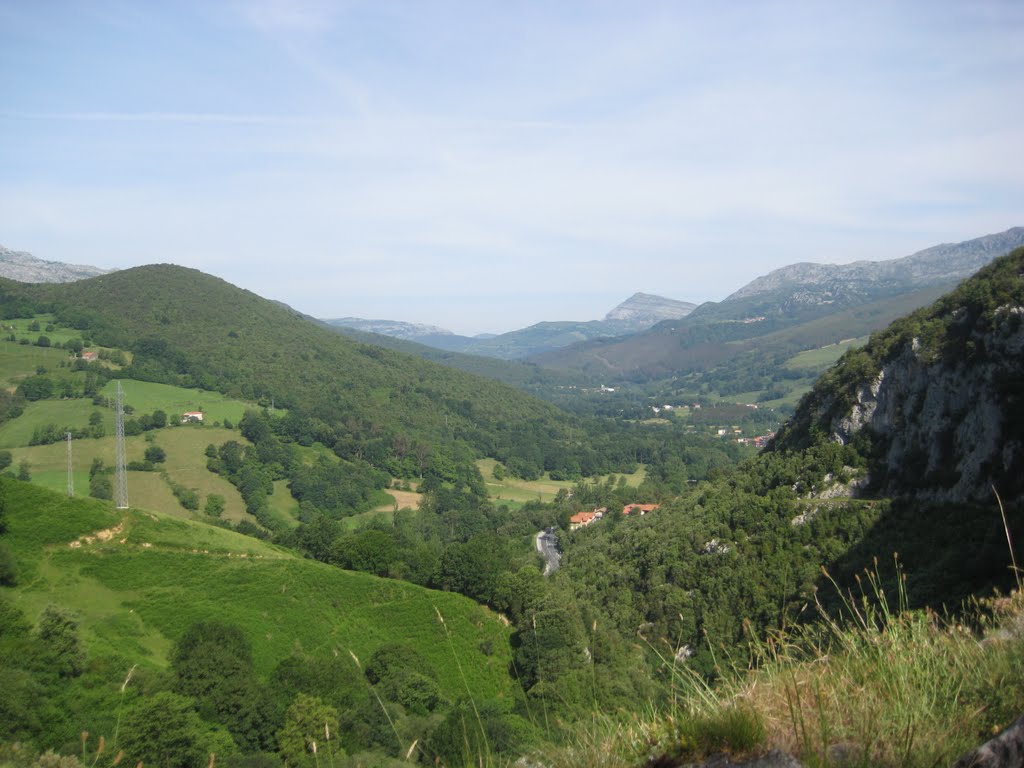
[569,502,661,530]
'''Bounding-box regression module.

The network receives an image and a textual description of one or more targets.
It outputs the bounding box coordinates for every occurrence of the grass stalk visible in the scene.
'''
[435,605,491,762]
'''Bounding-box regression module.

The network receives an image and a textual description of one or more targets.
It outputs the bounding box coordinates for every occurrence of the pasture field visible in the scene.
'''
[0,397,112,448]
[7,427,254,524]
[377,488,421,510]
[477,458,646,506]
[784,336,868,370]
[153,426,251,522]
[267,479,301,528]
[2,314,81,347]
[1,478,516,700]
[0,338,69,387]
[98,379,276,424]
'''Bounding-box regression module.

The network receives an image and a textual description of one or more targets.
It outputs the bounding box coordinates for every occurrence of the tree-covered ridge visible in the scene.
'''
[551,253,1024,684]
[772,246,1024,501]
[0,265,635,480]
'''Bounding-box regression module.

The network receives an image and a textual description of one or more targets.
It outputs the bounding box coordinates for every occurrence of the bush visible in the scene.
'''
[0,543,17,586]
[204,494,225,517]
[144,445,166,463]
[89,474,112,500]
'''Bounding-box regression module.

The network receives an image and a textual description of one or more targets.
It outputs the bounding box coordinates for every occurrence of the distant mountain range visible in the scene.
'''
[720,226,1024,311]
[323,317,466,341]
[326,292,697,360]
[532,226,1024,380]
[0,244,110,282]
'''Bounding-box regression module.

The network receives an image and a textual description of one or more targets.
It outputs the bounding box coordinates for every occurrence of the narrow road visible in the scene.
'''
[535,527,561,576]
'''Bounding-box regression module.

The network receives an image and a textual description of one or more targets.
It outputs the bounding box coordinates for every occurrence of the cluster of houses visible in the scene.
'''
[736,433,775,448]
[569,503,661,530]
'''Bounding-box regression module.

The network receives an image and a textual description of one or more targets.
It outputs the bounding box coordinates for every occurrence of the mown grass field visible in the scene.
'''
[99,379,280,425]
[2,314,82,347]
[0,338,69,388]
[476,458,646,506]
[784,336,868,370]
[7,427,254,524]
[267,479,301,528]
[1,478,517,701]
[0,397,112,448]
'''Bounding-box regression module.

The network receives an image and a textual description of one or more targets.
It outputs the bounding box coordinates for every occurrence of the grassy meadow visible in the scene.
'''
[1,478,517,700]
[0,397,111,447]
[784,335,868,370]
[99,379,281,424]
[477,458,646,507]
[1,314,83,347]
[7,427,254,524]
[0,339,69,388]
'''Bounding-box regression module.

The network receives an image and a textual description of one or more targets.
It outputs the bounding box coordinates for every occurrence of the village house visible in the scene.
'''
[622,503,659,516]
[80,350,98,361]
[181,411,204,423]
[569,507,606,530]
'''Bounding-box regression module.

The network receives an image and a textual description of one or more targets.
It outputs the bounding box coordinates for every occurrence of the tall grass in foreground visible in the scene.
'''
[542,559,1024,768]
[739,562,1024,767]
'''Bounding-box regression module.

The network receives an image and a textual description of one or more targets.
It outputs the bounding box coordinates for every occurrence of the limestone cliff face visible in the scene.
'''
[773,248,1024,504]
[0,245,110,282]
[832,310,1023,502]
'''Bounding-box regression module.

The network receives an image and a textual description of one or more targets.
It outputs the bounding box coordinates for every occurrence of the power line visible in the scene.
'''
[114,381,128,509]
[65,431,74,497]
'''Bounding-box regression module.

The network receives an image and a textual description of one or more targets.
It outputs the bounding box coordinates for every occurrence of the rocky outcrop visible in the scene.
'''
[325,317,458,341]
[773,248,1024,505]
[825,309,1024,503]
[604,292,697,332]
[0,245,109,282]
[952,715,1024,768]
[727,227,1024,303]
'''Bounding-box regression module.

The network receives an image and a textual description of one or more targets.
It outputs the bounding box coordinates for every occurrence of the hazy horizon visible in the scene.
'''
[3,1,1023,335]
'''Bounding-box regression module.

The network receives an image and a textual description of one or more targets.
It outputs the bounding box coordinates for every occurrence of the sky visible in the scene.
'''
[1,1,1023,336]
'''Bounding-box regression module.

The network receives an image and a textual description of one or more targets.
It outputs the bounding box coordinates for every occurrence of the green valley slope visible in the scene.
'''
[0,265,626,479]
[0,477,516,750]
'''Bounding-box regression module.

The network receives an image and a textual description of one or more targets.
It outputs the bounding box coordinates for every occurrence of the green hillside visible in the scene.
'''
[0,477,518,759]
[329,323,583,393]
[0,266,631,481]
[530,284,952,382]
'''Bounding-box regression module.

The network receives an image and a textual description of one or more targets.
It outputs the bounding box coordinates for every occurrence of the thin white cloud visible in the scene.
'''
[1,1,1022,333]
[1,111,305,125]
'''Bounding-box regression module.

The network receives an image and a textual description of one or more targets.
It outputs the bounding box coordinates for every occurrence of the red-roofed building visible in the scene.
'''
[80,351,98,361]
[622,503,659,516]
[569,507,606,530]
[181,411,204,423]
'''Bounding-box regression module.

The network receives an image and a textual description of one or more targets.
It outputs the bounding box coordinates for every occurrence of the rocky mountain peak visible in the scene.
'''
[603,292,696,331]
[726,227,1024,304]
[0,245,110,283]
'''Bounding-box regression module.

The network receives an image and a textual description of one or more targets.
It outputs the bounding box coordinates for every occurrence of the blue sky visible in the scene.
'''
[2,1,1022,335]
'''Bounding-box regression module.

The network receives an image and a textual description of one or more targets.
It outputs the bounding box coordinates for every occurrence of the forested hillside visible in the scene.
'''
[529,228,1024,384]
[554,248,1024,678]
[774,246,1024,503]
[0,266,636,481]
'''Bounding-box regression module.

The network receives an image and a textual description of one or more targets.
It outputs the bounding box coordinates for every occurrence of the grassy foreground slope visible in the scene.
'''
[0,477,515,701]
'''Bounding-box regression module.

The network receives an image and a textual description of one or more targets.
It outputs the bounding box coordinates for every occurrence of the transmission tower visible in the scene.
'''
[65,431,74,497]
[114,381,128,509]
